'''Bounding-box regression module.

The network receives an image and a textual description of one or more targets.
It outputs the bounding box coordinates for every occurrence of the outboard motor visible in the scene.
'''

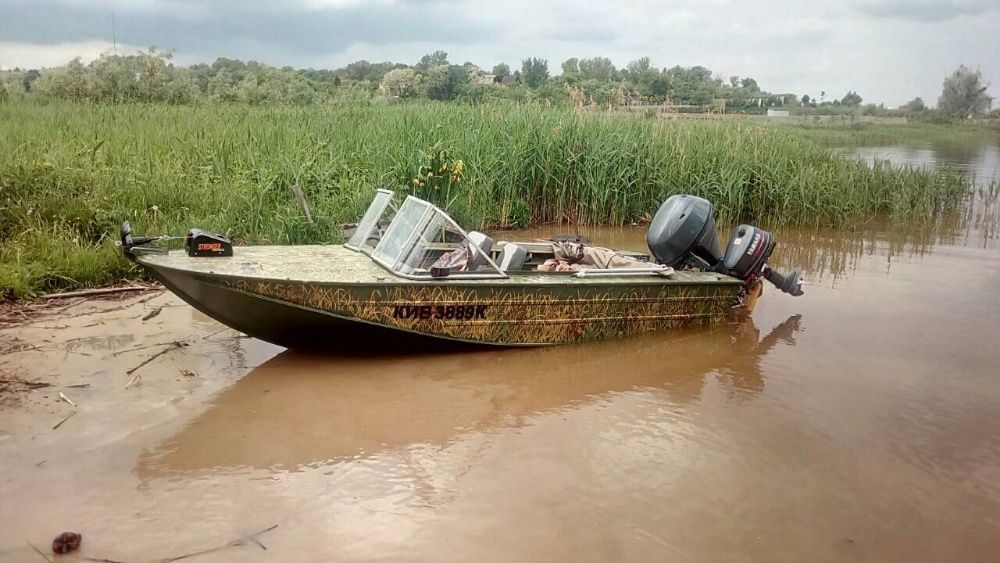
[647,195,804,296]
[646,195,723,270]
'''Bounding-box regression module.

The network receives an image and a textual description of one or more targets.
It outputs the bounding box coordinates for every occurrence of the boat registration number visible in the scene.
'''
[392,304,488,320]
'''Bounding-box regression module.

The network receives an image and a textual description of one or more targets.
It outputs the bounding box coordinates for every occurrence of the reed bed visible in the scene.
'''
[0,101,974,297]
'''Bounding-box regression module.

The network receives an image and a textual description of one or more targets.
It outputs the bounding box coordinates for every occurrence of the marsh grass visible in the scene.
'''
[0,101,975,297]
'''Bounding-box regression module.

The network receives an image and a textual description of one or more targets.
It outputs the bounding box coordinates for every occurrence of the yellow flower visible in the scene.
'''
[419,181,425,187]
[412,178,419,185]
[427,172,433,178]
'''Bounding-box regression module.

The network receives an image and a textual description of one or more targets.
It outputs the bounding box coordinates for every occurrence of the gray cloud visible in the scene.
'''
[852,0,998,22]
[1,0,997,107]
[0,0,493,64]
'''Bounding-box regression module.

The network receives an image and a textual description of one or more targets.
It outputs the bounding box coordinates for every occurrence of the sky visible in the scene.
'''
[0,0,997,107]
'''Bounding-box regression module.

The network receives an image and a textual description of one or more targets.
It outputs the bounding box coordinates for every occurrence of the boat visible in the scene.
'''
[120,190,803,349]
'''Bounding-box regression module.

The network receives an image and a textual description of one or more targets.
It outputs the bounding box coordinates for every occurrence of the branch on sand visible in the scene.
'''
[125,341,187,376]
[39,286,155,300]
[79,524,278,563]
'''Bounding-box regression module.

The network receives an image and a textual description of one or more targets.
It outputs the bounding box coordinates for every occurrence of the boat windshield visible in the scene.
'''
[344,189,396,252]
[370,196,505,279]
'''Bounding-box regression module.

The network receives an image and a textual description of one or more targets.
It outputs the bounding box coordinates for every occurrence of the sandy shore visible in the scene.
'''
[0,290,281,561]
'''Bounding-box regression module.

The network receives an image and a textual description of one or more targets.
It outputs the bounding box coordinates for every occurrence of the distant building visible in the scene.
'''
[479,74,496,85]
[494,75,519,86]
[767,108,790,118]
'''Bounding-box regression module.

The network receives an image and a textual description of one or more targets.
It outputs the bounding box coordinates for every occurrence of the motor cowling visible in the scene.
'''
[647,195,803,296]
[722,224,803,296]
[722,225,774,279]
[646,195,723,269]
[185,229,233,257]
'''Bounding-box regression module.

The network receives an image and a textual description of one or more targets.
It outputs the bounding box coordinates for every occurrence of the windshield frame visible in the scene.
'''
[344,188,397,252]
[368,195,507,280]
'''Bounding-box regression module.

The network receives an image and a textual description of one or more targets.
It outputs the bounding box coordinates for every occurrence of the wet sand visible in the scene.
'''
[2,209,999,562]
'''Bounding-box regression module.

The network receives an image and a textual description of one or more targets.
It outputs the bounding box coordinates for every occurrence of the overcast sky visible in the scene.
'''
[1,0,997,107]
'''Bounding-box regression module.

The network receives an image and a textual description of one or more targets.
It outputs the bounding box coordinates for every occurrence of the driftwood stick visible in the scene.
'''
[111,340,178,357]
[125,341,185,376]
[53,411,78,430]
[289,184,314,225]
[141,307,162,321]
[26,540,52,562]
[158,524,278,563]
[39,286,153,300]
[58,392,76,407]
[123,373,142,390]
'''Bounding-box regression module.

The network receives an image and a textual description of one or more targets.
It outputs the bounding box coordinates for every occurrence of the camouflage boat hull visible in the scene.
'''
[139,245,747,349]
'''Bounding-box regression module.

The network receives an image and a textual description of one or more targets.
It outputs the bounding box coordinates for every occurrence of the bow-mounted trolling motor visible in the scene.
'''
[119,221,233,260]
[646,195,804,296]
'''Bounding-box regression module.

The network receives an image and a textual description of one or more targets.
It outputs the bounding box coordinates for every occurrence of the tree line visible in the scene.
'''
[0,49,993,119]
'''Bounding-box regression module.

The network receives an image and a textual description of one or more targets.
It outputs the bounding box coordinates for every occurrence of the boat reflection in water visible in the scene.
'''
[139,315,802,476]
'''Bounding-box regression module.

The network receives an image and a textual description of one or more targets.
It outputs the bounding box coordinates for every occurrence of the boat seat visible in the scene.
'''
[497,242,528,271]
[467,231,495,271]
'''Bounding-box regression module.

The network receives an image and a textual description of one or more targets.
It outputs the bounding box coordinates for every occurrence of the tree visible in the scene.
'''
[800,94,811,105]
[938,65,992,118]
[416,50,449,72]
[740,77,760,93]
[342,60,372,82]
[521,57,549,88]
[561,57,579,76]
[841,91,862,106]
[22,69,40,92]
[901,97,926,112]
[380,68,420,98]
[578,57,616,81]
[491,62,510,77]
[423,64,468,100]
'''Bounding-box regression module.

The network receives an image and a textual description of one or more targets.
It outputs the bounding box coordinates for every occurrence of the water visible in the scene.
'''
[1,140,999,562]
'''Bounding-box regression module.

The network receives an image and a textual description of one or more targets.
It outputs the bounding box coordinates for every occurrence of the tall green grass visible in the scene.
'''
[0,101,975,298]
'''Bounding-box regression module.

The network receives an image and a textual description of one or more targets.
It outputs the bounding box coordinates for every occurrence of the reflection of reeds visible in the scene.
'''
[227,279,738,345]
[767,181,1000,283]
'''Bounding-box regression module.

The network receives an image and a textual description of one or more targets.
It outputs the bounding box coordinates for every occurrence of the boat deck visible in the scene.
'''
[139,245,742,287]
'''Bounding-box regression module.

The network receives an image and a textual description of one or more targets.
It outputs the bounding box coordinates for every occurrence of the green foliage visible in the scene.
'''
[423,65,469,101]
[0,101,975,296]
[901,97,926,112]
[405,141,466,209]
[938,65,993,118]
[380,68,420,98]
[491,63,510,77]
[520,58,550,89]
[841,91,863,106]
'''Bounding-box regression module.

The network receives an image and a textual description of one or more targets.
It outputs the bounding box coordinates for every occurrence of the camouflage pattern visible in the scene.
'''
[141,246,747,346]
[219,278,741,345]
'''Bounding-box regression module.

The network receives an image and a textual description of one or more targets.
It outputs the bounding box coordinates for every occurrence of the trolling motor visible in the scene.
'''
[119,221,233,260]
[645,195,804,296]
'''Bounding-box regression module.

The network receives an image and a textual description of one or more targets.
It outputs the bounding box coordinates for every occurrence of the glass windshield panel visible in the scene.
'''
[345,189,395,251]
[371,196,503,278]
[372,197,431,268]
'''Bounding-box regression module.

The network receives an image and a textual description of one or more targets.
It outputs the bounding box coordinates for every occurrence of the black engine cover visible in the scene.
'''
[722,225,774,279]
[646,194,722,268]
[186,229,233,257]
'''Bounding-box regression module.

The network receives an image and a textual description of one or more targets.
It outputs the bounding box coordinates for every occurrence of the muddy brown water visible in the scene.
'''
[2,144,999,562]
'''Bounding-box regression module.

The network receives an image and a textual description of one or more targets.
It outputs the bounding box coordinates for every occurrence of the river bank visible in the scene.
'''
[0,101,978,299]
